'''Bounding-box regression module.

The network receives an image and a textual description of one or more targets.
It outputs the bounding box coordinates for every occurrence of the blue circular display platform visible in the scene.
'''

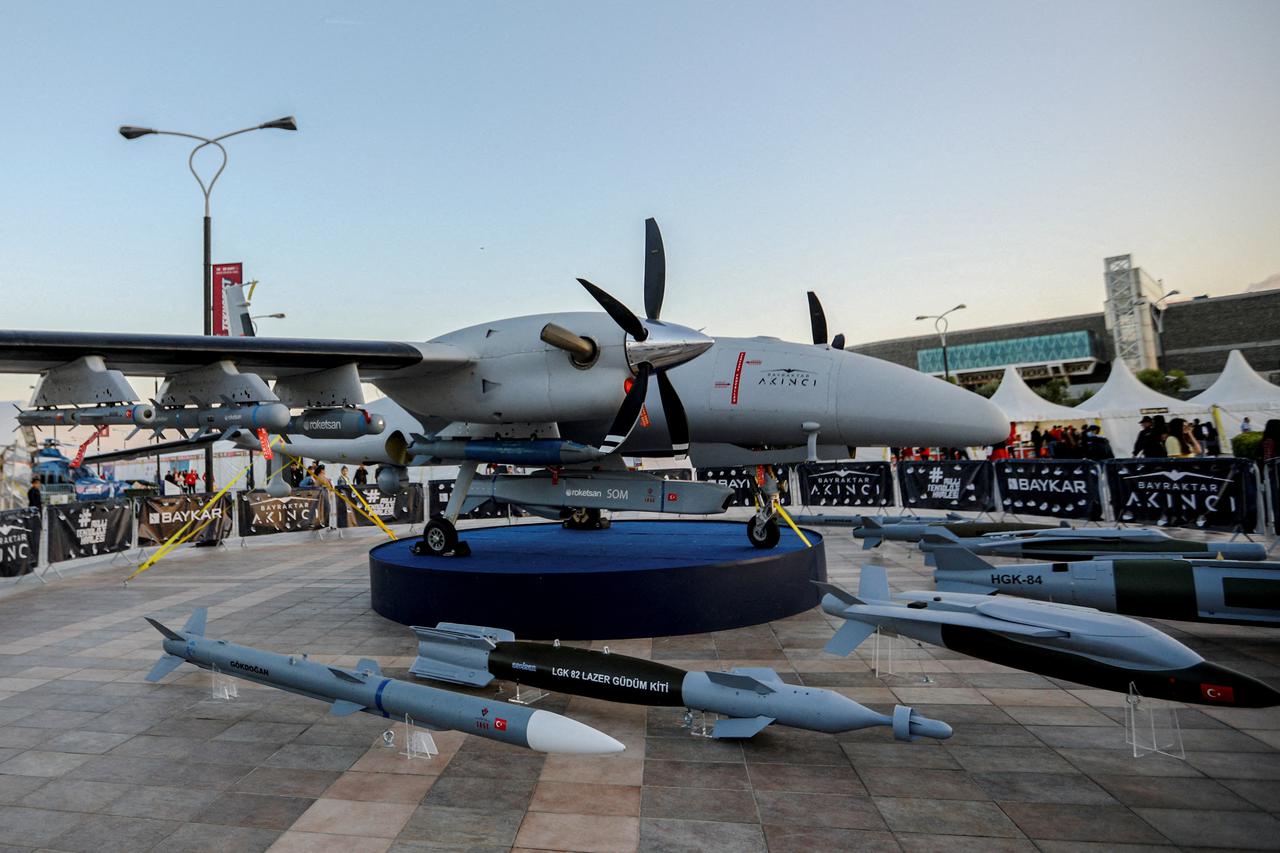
[369,520,826,640]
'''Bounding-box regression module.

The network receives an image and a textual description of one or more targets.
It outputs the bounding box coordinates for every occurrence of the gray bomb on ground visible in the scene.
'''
[916,526,1266,563]
[932,547,1280,626]
[144,609,624,754]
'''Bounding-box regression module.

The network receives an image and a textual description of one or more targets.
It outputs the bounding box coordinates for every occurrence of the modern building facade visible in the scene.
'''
[851,256,1280,395]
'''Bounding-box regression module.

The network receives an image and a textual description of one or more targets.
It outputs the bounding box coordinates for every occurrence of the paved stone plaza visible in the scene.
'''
[0,521,1277,852]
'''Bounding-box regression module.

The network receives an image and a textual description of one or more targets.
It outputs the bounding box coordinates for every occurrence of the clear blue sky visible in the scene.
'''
[1,2,1277,401]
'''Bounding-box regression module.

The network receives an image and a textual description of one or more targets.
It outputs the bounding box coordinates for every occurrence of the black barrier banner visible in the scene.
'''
[994,460,1104,520]
[237,490,327,536]
[428,480,506,520]
[0,509,42,578]
[340,484,426,527]
[897,461,996,511]
[796,462,893,507]
[1268,459,1280,535]
[138,494,234,546]
[48,499,133,562]
[695,466,791,508]
[1106,458,1260,533]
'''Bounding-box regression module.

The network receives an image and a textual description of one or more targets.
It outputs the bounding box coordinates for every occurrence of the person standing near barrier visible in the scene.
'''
[27,479,41,508]
[315,464,337,530]
[1165,418,1201,458]
[354,465,368,486]
[1262,419,1280,462]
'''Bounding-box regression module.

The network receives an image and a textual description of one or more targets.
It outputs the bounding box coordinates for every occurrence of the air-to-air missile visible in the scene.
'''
[17,402,293,437]
[852,515,1062,549]
[408,623,952,741]
[144,609,624,755]
[818,566,1280,707]
[916,526,1266,564]
[932,547,1280,627]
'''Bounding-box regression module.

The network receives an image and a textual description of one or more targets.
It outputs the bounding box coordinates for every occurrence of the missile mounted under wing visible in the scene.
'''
[409,623,952,741]
[143,609,624,755]
[932,547,1280,627]
[916,526,1266,564]
[817,566,1280,707]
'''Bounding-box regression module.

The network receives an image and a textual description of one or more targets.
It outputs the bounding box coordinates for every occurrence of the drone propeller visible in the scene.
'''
[643,217,665,321]
[806,291,846,350]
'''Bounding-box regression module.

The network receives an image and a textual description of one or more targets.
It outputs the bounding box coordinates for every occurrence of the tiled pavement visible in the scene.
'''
[0,521,1277,852]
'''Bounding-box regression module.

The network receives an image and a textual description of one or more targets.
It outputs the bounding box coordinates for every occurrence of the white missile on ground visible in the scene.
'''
[144,609,625,755]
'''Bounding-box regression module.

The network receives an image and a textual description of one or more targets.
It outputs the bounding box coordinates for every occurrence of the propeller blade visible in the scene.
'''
[578,278,647,341]
[655,370,689,456]
[807,291,828,345]
[599,363,651,454]
[643,217,666,321]
[832,333,846,350]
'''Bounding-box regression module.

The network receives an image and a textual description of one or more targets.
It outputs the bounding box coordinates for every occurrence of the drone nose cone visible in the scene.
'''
[836,353,1008,447]
[627,322,714,371]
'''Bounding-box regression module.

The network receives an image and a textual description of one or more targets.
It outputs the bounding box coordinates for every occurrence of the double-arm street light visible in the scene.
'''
[915,303,967,382]
[118,116,298,489]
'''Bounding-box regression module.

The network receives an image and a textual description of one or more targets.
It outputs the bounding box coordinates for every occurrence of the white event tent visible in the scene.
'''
[989,366,1084,426]
[1072,359,1201,455]
[1189,349,1280,441]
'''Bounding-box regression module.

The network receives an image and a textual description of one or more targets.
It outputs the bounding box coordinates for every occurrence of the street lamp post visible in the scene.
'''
[119,117,297,489]
[915,304,967,382]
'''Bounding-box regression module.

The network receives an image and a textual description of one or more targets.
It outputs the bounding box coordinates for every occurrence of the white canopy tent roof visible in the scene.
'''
[988,367,1084,424]
[1073,358,1196,416]
[1189,350,1280,440]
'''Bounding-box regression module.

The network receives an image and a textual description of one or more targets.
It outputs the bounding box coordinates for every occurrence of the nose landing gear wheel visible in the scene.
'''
[747,516,780,549]
[413,517,470,557]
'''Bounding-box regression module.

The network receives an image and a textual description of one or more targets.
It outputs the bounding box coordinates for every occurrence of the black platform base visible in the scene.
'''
[369,520,826,640]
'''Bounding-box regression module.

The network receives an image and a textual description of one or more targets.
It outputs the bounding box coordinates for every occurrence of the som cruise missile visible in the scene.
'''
[852,515,1062,549]
[819,566,1280,707]
[917,526,1266,563]
[144,610,623,755]
[933,548,1280,627]
[410,623,952,741]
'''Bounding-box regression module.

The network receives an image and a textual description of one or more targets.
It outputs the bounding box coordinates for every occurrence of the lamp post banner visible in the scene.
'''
[211,262,242,336]
[340,484,425,527]
[1104,458,1260,533]
[994,459,1104,520]
[138,494,234,546]
[897,461,996,511]
[237,489,327,536]
[695,466,792,508]
[48,499,134,563]
[796,462,894,508]
[428,481,506,520]
[0,509,42,578]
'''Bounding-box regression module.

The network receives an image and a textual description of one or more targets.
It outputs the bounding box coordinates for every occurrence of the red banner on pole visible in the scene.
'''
[211,262,243,336]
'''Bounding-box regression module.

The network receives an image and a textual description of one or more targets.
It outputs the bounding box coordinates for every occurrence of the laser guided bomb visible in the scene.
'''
[932,547,1280,627]
[144,609,624,755]
[409,623,952,741]
[818,566,1280,707]
[852,515,1063,550]
[917,526,1266,564]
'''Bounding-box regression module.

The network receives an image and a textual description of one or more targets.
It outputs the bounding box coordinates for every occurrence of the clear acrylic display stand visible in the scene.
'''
[682,708,717,738]
[1124,683,1184,759]
[401,714,438,760]
[210,665,239,701]
[872,628,933,684]
[508,682,547,705]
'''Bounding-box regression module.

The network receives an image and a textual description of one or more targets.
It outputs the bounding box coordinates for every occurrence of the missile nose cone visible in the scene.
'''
[910,715,954,741]
[836,353,1008,447]
[525,709,626,754]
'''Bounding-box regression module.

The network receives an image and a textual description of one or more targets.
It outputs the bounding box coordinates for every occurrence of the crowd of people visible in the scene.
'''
[1130,415,1222,458]
[161,468,208,495]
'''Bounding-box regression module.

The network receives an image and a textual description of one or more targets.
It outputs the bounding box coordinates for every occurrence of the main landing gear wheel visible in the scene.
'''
[564,507,610,531]
[747,516,780,549]
[413,517,470,557]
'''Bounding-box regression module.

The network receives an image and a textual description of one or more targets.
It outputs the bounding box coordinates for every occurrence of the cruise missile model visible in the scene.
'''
[917,527,1266,564]
[410,623,952,741]
[853,515,1061,549]
[932,547,1280,627]
[818,566,1280,707]
[144,610,624,754]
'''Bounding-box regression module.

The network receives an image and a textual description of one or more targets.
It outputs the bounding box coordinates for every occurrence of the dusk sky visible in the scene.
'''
[2,1,1277,401]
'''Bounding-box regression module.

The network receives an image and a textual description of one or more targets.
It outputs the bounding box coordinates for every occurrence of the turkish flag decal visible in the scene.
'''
[1200,683,1235,703]
[495,718,508,731]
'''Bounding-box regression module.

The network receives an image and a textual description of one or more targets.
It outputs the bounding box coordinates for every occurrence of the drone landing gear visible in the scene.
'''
[413,516,471,558]
[747,515,780,549]
[563,507,610,531]
[745,465,810,550]
[413,463,478,558]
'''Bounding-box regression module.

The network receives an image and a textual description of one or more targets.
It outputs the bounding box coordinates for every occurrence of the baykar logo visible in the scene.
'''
[757,367,818,388]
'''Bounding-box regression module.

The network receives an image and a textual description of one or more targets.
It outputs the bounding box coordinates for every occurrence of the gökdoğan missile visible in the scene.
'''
[916,526,1266,563]
[144,609,624,754]
[932,547,1280,627]
[409,623,952,741]
[818,566,1280,707]
[852,515,1062,549]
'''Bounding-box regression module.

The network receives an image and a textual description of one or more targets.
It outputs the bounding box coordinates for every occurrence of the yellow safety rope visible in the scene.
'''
[315,475,398,541]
